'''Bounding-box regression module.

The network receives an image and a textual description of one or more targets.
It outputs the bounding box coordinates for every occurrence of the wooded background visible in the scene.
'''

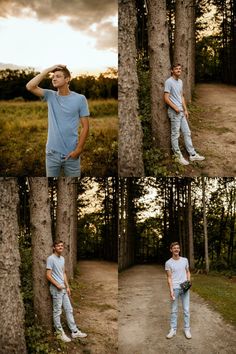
[119,177,236,273]
[0,68,117,100]
[0,177,118,353]
[119,0,236,175]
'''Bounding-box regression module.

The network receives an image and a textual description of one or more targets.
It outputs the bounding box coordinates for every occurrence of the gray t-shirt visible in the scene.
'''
[164,76,183,111]
[46,253,65,286]
[42,89,90,156]
[165,256,189,289]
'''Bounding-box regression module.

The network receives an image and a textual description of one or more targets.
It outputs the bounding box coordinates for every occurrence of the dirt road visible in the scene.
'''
[182,83,236,176]
[64,260,118,354]
[119,265,236,354]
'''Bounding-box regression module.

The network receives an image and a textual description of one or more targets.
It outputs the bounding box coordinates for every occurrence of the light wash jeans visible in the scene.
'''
[46,149,81,177]
[50,285,78,333]
[168,109,196,156]
[170,288,190,330]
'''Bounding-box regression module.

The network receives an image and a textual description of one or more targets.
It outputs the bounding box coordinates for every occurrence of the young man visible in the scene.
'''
[164,64,205,165]
[46,240,87,342]
[165,242,191,339]
[26,64,89,177]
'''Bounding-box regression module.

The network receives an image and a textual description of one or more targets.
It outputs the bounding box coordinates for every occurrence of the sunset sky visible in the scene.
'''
[0,0,117,76]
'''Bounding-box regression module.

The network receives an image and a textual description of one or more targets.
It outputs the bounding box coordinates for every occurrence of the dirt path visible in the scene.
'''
[182,83,236,176]
[64,260,118,354]
[119,265,236,354]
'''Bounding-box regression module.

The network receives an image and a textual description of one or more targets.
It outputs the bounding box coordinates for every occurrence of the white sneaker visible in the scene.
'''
[58,331,71,342]
[166,328,176,339]
[176,154,189,165]
[190,153,205,161]
[184,329,192,339]
[71,329,87,339]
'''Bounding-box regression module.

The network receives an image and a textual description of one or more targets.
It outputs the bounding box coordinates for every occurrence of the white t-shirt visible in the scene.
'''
[165,256,189,289]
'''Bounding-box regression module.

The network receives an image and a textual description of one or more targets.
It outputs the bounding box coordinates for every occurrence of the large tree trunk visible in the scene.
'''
[29,177,53,330]
[174,0,195,102]
[56,178,78,280]
[147,0,171,153]
[118,0,145,176]
[0,178,27,353]
[202,177,209,273]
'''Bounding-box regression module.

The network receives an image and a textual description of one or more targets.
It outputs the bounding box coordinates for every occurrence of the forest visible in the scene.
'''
[119,0,236,176]
[119,177,236,273]
[0,67,118,100]
[0,177,118,353]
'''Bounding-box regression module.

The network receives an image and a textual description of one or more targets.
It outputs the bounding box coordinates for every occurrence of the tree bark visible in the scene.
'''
[202,177,209,273]
[56,178,78,280]
[118,178,125,271]
[0,178,27,353]
[187,179,194,269]
[29,177,53,330]
[147,0,171,153]
[118,0,145,176]
[174,0,195,102]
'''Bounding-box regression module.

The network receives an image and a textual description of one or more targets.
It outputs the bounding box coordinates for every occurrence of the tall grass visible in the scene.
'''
[0,99,118,176]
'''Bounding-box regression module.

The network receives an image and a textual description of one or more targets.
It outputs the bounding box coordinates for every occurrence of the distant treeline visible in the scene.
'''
[0,68,118,100]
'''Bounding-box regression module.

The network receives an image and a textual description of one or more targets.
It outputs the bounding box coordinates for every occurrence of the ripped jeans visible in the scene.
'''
[168,109,196,156]
[50,285,78,333]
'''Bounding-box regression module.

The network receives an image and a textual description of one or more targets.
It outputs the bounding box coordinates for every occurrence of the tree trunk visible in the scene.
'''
[187,179,194,269]
[202,177,209,273]
[0,178,27,353]
[118,0,145,176]
[147,0,171,153]
[29,177,53,330]
[56,177,78,280]
[174,0,195,102]
[118,178,125,271]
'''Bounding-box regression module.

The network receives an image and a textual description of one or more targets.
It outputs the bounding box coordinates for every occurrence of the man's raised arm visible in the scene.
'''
[26,64,66,97]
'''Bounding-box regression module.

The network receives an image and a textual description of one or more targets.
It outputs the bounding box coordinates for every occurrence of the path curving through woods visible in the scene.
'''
[182,83,236,176]
[119,265,236,354]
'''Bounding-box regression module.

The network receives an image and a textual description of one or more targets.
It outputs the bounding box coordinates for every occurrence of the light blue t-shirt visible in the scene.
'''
[164,76,183,111]
[43,89,89,155]
[165,256,189,289]
[46,253,65,286]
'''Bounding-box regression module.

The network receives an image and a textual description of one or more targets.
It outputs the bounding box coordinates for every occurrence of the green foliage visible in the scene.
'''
[195,35,222,82]
[192,273,236,326]
[25,326,51,354]
[137,56,168,176]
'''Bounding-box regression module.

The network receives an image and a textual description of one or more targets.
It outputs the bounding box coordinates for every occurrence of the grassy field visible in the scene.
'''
[0,99,118,176]
[192,272,236,327]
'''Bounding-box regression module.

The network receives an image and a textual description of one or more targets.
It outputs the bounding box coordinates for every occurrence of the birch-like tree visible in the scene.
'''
[202,177,209,273]
[187,179,194,269]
